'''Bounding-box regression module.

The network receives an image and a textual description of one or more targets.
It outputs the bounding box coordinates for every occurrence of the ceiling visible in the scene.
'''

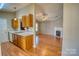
[0,3,30,12]
[0,3,63,21]
[35,3,63,22]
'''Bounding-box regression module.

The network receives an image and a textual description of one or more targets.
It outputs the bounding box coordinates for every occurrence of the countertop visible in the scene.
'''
[9,30,33,36]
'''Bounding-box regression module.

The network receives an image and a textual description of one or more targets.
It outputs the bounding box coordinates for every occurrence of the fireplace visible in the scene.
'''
[54,27,63,39]
[56,31,61,37]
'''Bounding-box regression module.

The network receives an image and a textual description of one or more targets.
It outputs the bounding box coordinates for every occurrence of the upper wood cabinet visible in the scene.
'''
[22,14,33,28]
[12,18,18,30]
[22,16,28,28]
[28,14,33,27]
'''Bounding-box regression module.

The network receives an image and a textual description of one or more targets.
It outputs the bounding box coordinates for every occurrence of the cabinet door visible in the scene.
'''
[26,35,33,50]
[12,34,18,46]
[18,35,33,50]
[18,36,26,50]
[28,14,33,27]
[17,35,21,48]
[22,16,28,28]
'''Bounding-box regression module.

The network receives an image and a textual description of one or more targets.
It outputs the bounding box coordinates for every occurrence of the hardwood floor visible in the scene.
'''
[1,34,62,56]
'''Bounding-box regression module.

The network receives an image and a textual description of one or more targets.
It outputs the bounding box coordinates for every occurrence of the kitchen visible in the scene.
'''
[0,3,36,53]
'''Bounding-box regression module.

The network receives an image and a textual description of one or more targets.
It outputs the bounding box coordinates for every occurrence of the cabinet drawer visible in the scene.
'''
[12,34,18,45]
[18,36,26,50]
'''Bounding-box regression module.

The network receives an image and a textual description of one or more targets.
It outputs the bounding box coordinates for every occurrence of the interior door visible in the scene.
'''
[0,18,8,43]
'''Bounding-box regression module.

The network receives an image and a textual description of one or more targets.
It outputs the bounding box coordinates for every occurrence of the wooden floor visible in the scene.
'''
[1,34,62,56]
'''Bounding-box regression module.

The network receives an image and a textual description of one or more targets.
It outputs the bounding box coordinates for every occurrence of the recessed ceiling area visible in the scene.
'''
[35,3,63,21]
[0,3,30,12]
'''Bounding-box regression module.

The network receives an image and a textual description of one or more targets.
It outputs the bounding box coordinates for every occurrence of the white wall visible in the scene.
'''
[62,4,79,56]
[16,4,34,19]
[0,12,15,43]
[39,18,63,36]
[0,12,16,31]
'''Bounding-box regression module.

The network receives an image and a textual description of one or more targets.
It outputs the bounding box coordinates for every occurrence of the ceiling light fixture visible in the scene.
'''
[14,18,17,21]
[0,3,4,9]
[13,7,17,21]
[36,12,48,21]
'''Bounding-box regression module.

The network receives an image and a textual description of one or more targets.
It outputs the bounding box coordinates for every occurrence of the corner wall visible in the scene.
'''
[39,18,63,36]
[62,4,79,56]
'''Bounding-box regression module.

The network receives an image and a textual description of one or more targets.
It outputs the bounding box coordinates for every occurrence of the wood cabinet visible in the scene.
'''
[12,34,18,45]
[22,16,28,28]
[12,34,33,50]
[18,36,26,50]
[28,14,33,27]
[22,14,33,28]
[25,35,33,50]
[12,18,18,30]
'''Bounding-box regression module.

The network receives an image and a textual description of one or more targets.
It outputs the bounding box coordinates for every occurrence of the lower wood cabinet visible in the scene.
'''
[25,35,33,50]
[12,34,18,46]
[12,34,33,50]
